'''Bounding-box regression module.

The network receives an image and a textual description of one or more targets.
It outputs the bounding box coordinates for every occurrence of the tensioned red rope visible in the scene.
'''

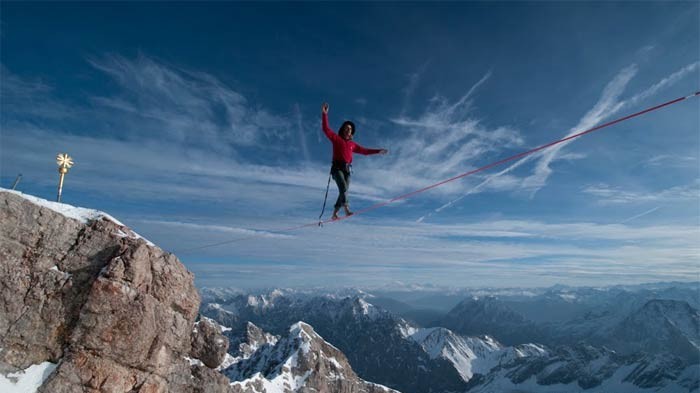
[176,91,699,253]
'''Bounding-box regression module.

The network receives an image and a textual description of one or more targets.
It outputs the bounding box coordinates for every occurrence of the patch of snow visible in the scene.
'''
[0,361,57,393]
[111,228,155,247]
[398,322,418,338]
[356,298,380,319]
[216,353,239,371]
[270,289,284,299]
[3,189,113,225]
[247,295,261,307]
[2,189,154,246]
[184,356,204,367]
[49,266,72,278]
[408,327,440,343]
[559,293,577,301]
[327,355,344,370]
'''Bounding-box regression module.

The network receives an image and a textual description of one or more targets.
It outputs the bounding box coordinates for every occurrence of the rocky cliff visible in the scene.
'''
[0,189,230,392]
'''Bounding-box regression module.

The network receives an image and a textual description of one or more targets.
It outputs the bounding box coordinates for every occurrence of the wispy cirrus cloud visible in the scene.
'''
[418,61,698,221]
[87,54,291,151]
[623,61,699,108]
[142,214,699,287]
[519,64,638,194]
[407,62,628,221]
[136,219,294,240]
[0,64,79,120]
[399,60,431,118]
[643,154,697,168]
[292,103,311,163]
[370,70,523,197]
[619,206,661,224]
[582,181,700,205]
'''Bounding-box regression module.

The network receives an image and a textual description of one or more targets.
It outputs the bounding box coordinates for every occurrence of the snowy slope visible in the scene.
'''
[409,327,547,382]
[1,189,153,245]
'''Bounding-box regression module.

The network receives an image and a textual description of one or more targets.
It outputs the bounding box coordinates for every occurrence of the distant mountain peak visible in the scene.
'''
[226,321,398,393]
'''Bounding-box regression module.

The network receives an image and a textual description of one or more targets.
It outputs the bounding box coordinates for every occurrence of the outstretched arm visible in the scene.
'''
[321,103,339,142]
[353,144,388,156]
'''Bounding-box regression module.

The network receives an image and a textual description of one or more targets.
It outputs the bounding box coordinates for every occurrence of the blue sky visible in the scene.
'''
[1,2,698,289]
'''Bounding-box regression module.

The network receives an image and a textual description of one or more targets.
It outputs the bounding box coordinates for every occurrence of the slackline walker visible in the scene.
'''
[176,91,699,254]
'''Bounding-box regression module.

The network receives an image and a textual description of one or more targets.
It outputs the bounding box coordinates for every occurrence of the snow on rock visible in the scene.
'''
[356,298,380,318]
[1,188,154,245]
[0,362,57,393]
[410,327,502,382]
[407,326,554,384]
[226,321,399,393]
[2,189,111,224]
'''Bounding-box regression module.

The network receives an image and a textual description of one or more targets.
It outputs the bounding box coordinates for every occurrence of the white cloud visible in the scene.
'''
[421,61,698,221]
[519,64,638,194]
[643,154,697,168]
[582,181,700,204]
[373,70,523,198]
[87,54,291,150]
[0,64,78,120]
[292,103,311,163]
[619,206,661,224]
[140,215,699,287]
[624,61,699,108]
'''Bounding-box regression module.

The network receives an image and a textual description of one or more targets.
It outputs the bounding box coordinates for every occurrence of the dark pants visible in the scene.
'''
[331,167,351,209]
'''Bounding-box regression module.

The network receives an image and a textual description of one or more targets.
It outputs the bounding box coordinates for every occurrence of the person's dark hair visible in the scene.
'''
[340,121,356,136]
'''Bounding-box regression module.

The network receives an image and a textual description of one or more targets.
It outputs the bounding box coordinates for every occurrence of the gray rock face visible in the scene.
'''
[226,322,399,393]
[232,322,278,360]
[0,190,232,392]
[191,317,230,368]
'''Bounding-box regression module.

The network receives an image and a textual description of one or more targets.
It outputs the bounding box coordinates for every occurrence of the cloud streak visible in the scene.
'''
[87,54,291,152]
[420,61,697,221]
[375,70,523,198]
[583,181,700,205]
[158,216,699,287]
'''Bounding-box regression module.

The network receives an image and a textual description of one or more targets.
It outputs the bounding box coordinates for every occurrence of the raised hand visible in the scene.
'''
[322,103,329,114]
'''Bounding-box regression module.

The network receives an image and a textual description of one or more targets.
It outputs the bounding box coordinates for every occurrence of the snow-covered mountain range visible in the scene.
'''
[201,283,699,392]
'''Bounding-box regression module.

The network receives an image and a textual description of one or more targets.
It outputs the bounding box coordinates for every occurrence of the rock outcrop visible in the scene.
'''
[225,322,399,393]
[0,189,231,392]
[191,317,230,369]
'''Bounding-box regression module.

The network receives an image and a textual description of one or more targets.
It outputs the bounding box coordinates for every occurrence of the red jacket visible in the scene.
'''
[322,113,381,163]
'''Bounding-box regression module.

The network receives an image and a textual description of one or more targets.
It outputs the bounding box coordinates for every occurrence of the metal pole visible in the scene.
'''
[11,174,22,190]
[57,170,66,202]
